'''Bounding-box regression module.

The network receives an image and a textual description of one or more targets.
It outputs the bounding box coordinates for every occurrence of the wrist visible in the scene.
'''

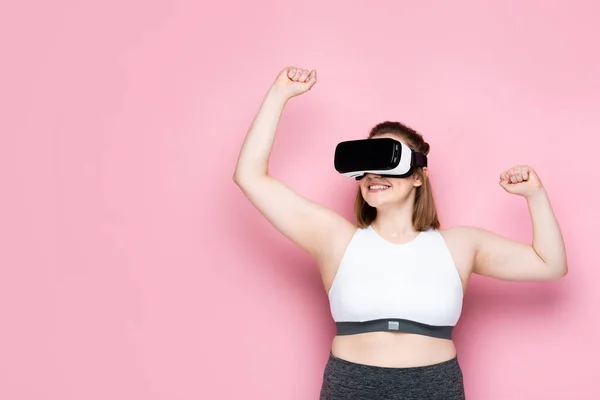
[525,186,548,202]
[266,85,291,104]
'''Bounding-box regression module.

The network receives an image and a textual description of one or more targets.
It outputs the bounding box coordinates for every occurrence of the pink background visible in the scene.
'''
[1,0,599,398]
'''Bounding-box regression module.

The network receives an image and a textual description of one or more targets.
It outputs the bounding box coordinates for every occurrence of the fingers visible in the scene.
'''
[521,169,529,181]
[291,68,303,81]
[286,67,296,79]
[299,69,311,82]
[286,67,314,83]
[306,70,317,88]
[499,165,531,184]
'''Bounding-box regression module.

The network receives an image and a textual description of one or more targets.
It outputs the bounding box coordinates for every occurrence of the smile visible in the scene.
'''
[368,185,390,191]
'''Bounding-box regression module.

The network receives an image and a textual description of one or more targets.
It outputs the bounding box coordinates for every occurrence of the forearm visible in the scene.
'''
[233,86,289,182]
[527,189,568,275]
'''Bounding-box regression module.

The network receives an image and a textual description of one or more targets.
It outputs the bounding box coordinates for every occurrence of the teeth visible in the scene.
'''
[369,185,390,190]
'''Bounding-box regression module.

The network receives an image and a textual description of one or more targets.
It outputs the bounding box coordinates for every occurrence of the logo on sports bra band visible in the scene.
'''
[388,321,399,330]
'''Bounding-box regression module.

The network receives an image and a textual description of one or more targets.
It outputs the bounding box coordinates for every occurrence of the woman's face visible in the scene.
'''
[358,134,424,209]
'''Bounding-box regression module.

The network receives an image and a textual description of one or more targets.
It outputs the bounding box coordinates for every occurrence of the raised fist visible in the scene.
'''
[272,66,317,99]
[499,165,545,198]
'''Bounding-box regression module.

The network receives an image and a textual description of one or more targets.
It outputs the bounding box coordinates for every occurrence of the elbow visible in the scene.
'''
[232,171,242,185]
[232,170,267,188]
[559,263,569,279]
[232,168,248,186]
[549,263,568,281]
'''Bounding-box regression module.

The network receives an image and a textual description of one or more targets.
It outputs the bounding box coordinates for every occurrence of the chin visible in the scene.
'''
[363,193,389,208]
[365,200,380,208]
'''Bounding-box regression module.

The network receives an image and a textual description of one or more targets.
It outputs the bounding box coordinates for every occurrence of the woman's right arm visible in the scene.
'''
[232,67,356,266]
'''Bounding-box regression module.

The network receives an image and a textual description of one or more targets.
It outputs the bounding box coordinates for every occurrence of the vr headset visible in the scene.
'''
[334,138,427,180]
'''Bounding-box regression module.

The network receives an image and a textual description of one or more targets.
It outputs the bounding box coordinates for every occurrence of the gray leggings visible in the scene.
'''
[320,352,466,400]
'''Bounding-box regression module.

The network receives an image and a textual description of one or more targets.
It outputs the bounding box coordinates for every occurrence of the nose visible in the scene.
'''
[357,172,381,181]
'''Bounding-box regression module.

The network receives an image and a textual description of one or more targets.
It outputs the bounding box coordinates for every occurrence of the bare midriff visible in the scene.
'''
[331,331,457,368]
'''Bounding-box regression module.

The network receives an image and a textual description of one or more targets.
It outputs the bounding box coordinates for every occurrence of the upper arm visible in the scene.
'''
[233,175,356,262]
[467,227,563,282]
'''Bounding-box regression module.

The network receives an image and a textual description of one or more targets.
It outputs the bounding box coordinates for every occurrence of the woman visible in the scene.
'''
[232,66,568,399]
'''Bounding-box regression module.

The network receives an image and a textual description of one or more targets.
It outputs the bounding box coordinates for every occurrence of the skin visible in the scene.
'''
[233,66,568,368]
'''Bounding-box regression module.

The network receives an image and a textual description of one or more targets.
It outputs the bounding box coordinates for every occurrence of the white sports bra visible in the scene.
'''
[328,225,464,340]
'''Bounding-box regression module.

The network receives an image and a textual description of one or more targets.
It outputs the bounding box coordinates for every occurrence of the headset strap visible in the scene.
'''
[412,152,428,167]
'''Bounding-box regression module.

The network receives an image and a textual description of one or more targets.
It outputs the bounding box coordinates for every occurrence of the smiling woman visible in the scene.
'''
[354,123,440,233]
[233,66,568,400]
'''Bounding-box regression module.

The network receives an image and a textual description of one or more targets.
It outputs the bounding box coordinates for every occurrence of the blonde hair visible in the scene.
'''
[354,121,440,231]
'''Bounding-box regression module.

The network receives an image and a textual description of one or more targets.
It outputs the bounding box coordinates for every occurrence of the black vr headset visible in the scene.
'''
[334,138,427,180]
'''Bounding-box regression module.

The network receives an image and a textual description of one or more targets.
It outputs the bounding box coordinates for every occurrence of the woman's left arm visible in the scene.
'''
[467,165,568,282]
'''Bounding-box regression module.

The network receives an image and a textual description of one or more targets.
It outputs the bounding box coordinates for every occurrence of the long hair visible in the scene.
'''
[354,121,440,231]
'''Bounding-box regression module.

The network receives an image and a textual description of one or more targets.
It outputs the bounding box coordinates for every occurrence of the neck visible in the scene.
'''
[371,203,417,238]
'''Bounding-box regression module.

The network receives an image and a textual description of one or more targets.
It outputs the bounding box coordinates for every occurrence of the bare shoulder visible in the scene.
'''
[317,218,359,293]
[438,225,481,244]
[438,225,481,280]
